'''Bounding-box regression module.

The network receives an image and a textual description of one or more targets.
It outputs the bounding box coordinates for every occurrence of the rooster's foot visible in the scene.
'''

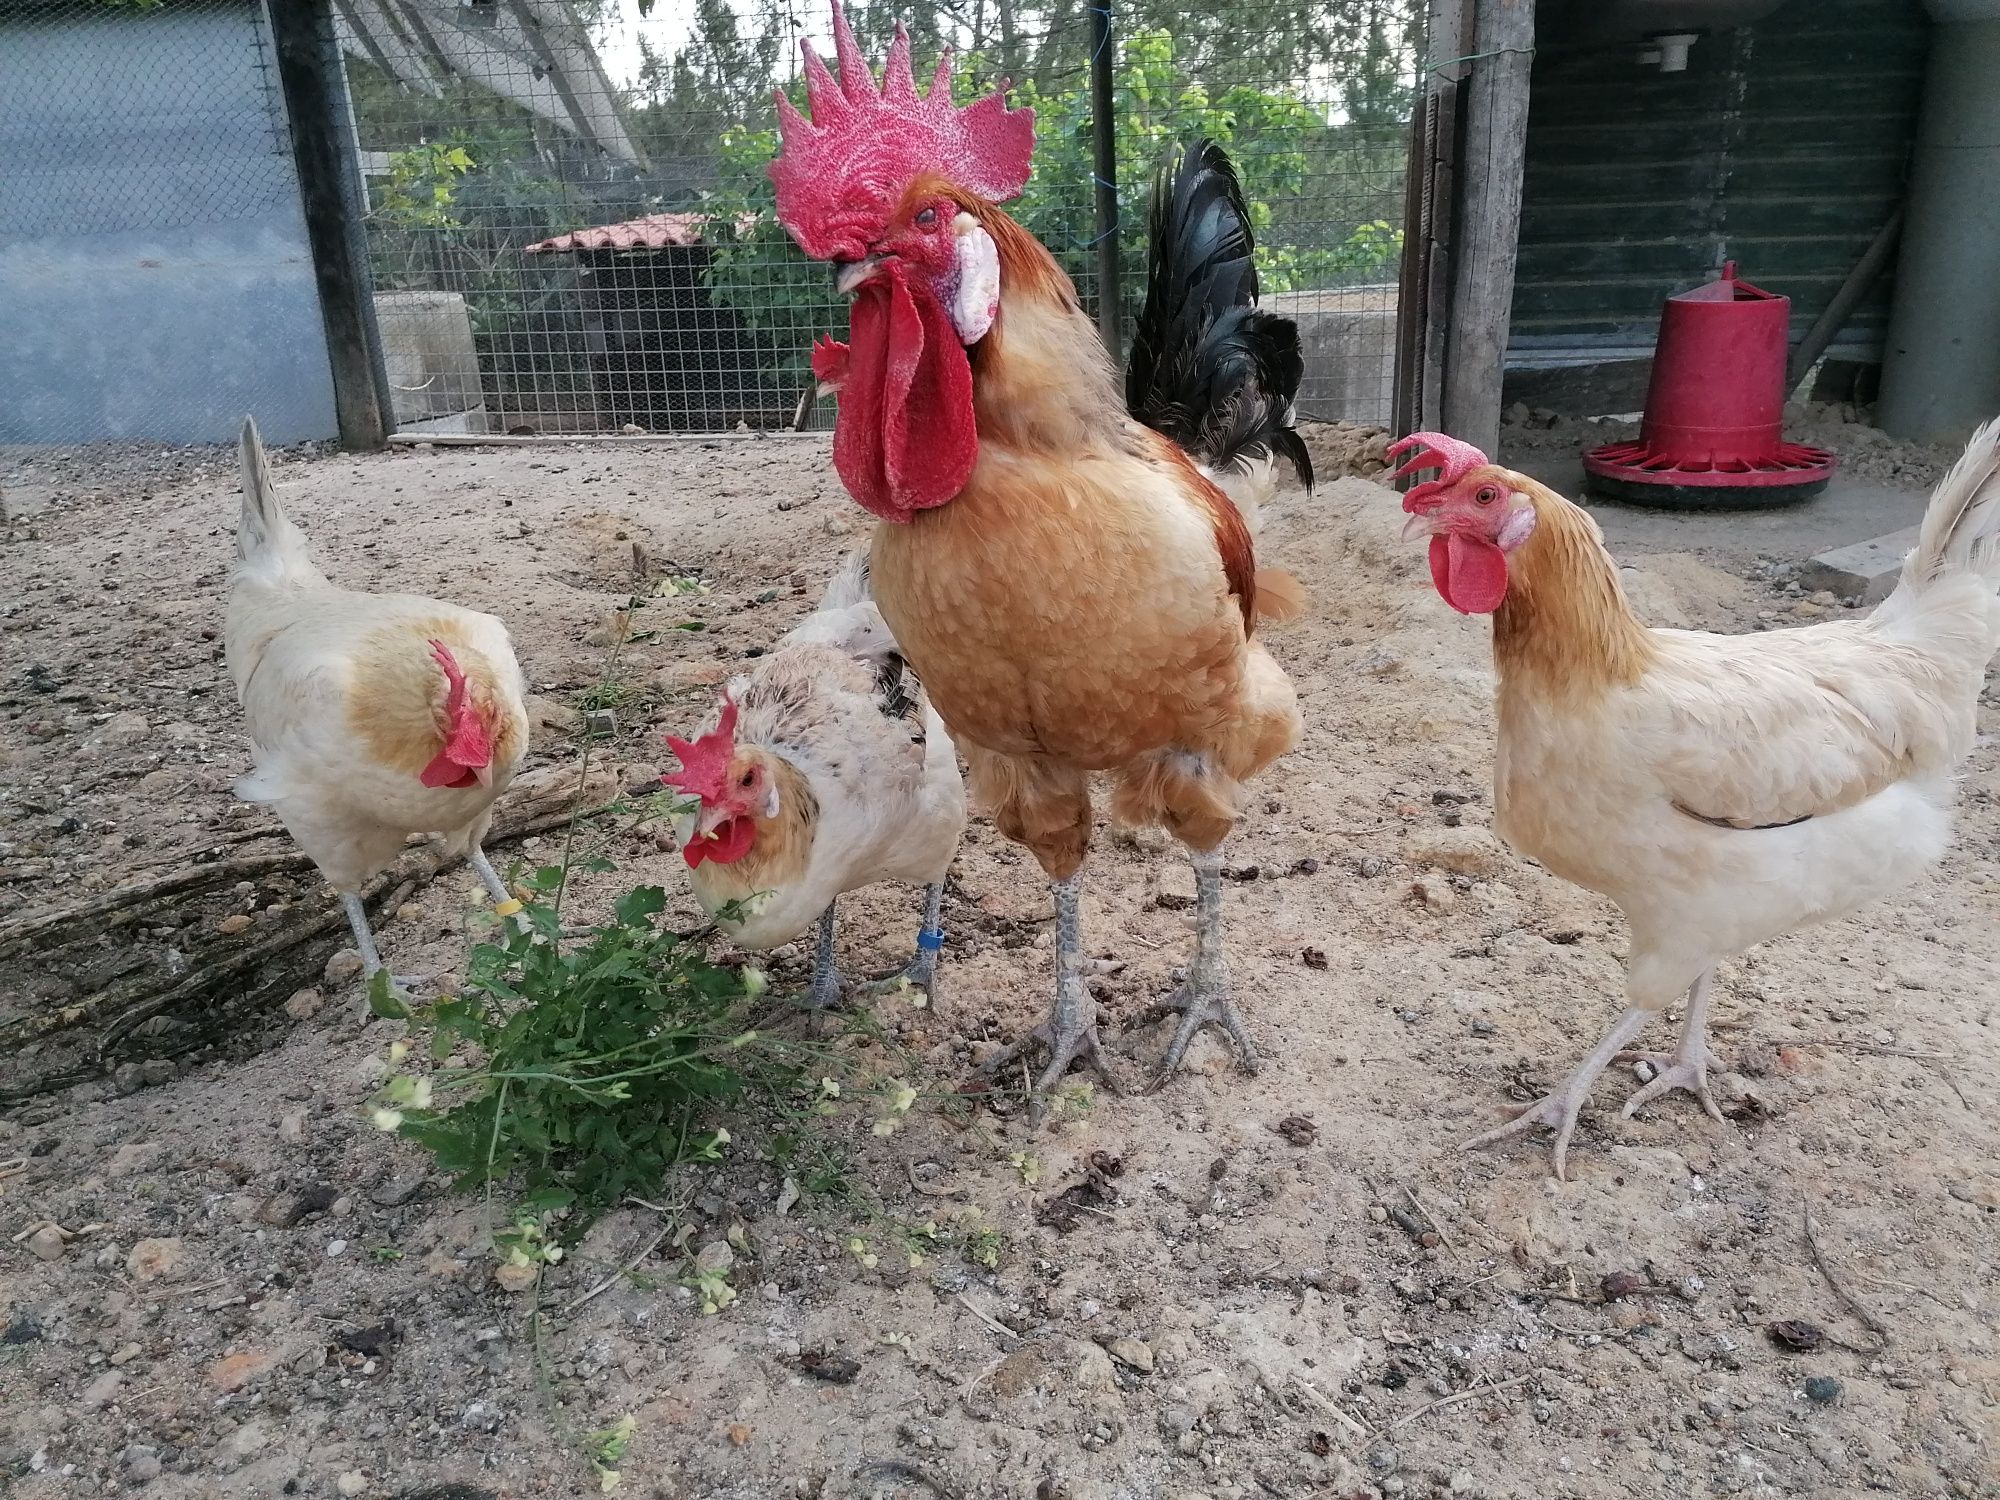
[1464,1006,1652,1180]
[1136,967,1258,1089]
[863,945,940,1006]
[975,982,1118,1120]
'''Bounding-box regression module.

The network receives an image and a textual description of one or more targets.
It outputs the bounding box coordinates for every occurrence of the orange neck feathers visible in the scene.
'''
[1491,477,1657,694]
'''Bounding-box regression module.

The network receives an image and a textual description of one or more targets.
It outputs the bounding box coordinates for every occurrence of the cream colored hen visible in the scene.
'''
[225,419,529,989]
[1391,419,2000,1177]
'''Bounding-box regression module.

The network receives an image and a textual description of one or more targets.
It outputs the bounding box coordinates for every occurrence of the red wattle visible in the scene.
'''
[1429,532,1510,614]
[831,267,976,522]
[682,815,756,868]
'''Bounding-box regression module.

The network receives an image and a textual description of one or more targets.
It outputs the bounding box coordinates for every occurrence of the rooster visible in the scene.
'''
[1390,423,2000,1178]
[225,419,529,990]
[770,3,1311,1099]
[664,551,966,1008]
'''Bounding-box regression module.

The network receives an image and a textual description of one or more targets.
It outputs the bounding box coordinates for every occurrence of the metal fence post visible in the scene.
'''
[1088,1,1122,361]
[268,0,390,449]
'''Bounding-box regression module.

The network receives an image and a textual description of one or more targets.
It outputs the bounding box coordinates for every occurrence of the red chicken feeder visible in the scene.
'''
[1583,261,1836,510]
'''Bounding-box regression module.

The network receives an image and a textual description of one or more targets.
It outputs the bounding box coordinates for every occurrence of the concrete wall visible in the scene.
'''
[1264,288,1397,429]
[0,2,338,445]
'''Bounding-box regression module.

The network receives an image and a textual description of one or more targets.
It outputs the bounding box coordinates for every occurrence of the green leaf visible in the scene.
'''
[366,971,411,1020]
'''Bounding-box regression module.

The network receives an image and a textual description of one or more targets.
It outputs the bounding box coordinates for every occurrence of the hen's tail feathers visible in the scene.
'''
[1125,139,1314,494]
[234,417,317,582]
[1899,414,2000,593]
[817,546,874,612]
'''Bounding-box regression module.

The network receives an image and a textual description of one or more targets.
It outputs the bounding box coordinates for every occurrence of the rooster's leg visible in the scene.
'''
[1465,1007,1652,1180]
[974,869,1115,1112]
[340,892,425,997]
[863,882,945,1005]
[1143,847,1257,1087]
[1614,971,1725,1123]
[802,900,847,1011]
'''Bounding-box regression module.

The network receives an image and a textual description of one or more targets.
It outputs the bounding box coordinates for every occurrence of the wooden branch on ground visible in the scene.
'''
[0,762,633,1097]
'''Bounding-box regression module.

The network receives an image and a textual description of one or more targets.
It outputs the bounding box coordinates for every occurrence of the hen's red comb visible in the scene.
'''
[663,694,740,804]
[1387,432,1492,511]
[770,0,1035,262]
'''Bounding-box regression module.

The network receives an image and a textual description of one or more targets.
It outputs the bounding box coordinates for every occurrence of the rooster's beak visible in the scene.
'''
[1401,511,1444,541]
[835,257,884,297]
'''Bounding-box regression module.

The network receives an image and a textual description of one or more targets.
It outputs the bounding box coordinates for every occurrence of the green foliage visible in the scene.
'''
[697,27,1406,392]
[367,875,796,1224]
[373,141,475,232]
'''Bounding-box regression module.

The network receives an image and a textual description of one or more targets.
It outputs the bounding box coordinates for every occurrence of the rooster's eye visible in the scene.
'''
[915,206,939,230]
[1475,486,1498,505]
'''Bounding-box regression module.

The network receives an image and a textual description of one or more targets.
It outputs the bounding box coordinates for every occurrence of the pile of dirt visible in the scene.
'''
[1497,401,1955,489]
[0,440,1993,1500]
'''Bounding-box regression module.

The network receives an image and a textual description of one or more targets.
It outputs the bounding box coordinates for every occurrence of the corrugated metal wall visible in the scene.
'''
[1507,0,1930,382]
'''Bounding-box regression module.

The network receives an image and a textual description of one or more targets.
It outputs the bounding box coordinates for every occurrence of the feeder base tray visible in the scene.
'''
[1582,440,1836,512]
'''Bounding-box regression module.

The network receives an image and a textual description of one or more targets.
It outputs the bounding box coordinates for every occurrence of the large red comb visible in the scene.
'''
[770,0,1035,262]
[1387,431,1492,511]
[663,694,740,803]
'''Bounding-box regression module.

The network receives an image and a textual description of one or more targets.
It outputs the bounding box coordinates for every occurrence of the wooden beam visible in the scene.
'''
[267,0,390,449]
[1088,0,1122,361]
[1440,0,1534,457]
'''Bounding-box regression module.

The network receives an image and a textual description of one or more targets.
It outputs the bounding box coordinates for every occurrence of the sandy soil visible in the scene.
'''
[1,430,1996,1500]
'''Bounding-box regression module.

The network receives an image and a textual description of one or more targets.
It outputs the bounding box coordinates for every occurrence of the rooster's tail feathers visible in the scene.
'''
[1900,414,2000,592]
[1125,139,1313,493]
[235,417,317,582]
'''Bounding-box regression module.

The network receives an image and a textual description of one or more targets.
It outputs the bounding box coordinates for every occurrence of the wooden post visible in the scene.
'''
[267,0,390,449]
[1088,0,1122,361]
[1440,0,1533,457]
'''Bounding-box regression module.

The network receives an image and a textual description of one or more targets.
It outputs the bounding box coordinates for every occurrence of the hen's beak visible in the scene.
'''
[835,257,884,297]
[474,763,494,789]
[1401,510,1444,541]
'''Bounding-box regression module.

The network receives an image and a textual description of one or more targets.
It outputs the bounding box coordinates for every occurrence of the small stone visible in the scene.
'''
[208,1349,277,1392]
[325,949,365,985]
[493,1260,539,1293]
[81,1369,123,1408]
[257,1184,336,1228]
[1104,1337,1154,1373]
[109,1342,142,1366]
[219,1422,269,1463]
[125,1237,185,1281]
[2,1310,44,1344]
[283,988,324,1022]
[336,1473,369,1498]
[460,1400,505,1433]
[1274,1115,1317,1147]
[107,1142,162,1177]
[25,1225,66,1262]
[369,1172,427,1208]
[695,1240,735,1276]
[1802,1375,1843,1404]
[325,1239,349,1258]
[1410,879,1456,913]
[583,708,618,738]
[278,1110,307,1143]
[1301,947,1329,970]
[216,913,253,936]
[97,711,151,745]
[1356,854,1388,878]
[122,1445,162,1483]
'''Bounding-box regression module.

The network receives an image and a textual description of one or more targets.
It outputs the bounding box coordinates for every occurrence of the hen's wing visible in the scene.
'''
[1641,623,1979,828]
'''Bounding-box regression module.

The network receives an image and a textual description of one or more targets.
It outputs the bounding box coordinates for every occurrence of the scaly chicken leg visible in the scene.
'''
[976,869,1114,1108]
[1615,970,1725,1123]
[864,882,947,1003]
[1145,846,1257,1086]
[803,900,847,1010]
[467,845,512,907]
[1464,1007,1652,1181]
[340,892,427,998]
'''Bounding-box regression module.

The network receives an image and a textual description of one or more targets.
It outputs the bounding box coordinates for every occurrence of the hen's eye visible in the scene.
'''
[915,206,939,229]
[739,771,756,789]
[1475,486,1498,505]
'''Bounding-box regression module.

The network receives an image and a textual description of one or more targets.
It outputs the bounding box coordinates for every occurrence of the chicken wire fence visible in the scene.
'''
[0,0,347,446]
[3,0,1421,444]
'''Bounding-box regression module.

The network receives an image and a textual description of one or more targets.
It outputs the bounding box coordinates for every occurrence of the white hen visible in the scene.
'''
[1390,419,2000,1176]
[665,551,966,1007]
[225,419,529,988]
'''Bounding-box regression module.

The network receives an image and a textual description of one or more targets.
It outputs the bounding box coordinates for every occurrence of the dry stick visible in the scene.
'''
[0,850,312,957]
[1293,1378,1370,1439]
[561,1224,675,1317]
[1802,1203,1891,1347]
[954,1292,1021,1343]
[128,825,288,868]
[1374,1370,1538,1436]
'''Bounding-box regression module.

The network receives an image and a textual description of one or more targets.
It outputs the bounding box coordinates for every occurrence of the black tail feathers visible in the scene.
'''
[1124,139,1314,491]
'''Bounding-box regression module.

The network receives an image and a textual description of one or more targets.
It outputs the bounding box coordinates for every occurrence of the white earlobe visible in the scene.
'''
[949,215,1000,344]
[1497,503,1539,552]
[760,782,781,820]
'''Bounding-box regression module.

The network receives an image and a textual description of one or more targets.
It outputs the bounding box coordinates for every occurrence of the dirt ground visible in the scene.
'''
[1,428,1996,1500]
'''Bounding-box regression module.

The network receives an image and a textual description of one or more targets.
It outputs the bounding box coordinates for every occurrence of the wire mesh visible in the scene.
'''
[341,0,1421,436]
[0,0,340,445]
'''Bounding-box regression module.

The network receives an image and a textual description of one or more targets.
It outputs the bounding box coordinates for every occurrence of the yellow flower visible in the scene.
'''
[890,1083,918,1114]
[388,1040,410,1065]
[370,1107,404,1132]
[494,898,524,919]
